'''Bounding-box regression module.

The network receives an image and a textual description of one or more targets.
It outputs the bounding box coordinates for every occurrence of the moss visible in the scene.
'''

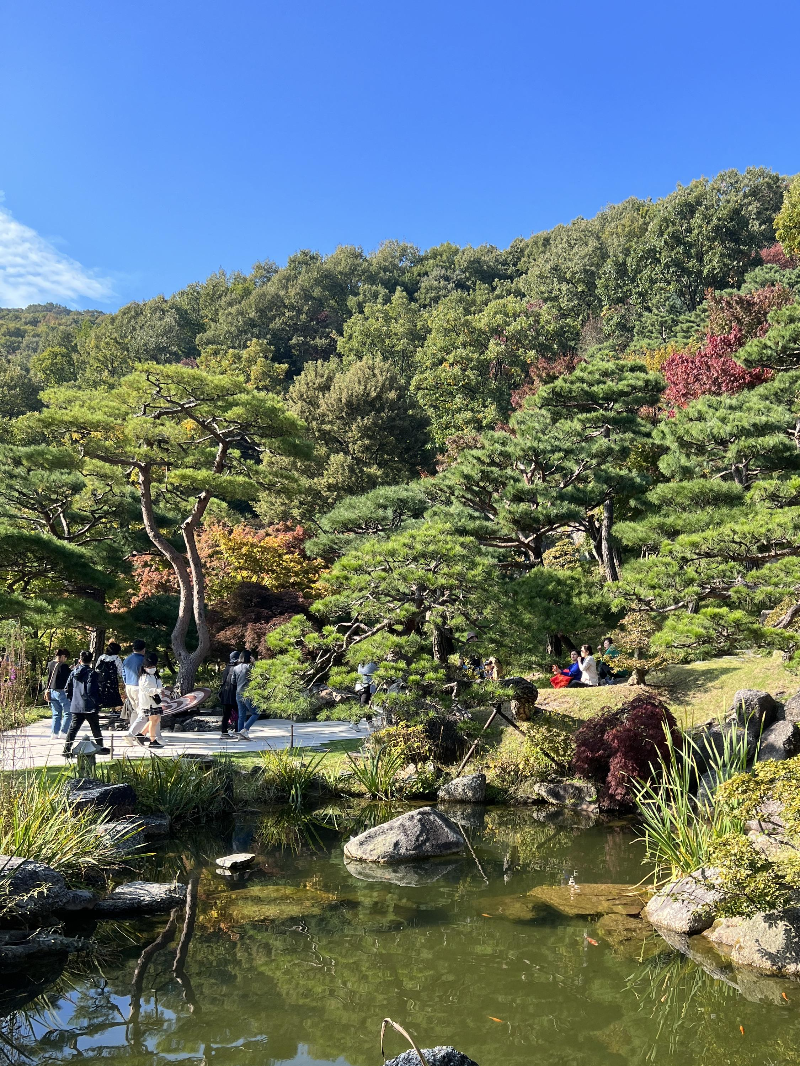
[716,756,800,835]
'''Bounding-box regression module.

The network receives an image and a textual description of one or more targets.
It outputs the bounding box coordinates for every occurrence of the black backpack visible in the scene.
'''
[218,665,237,706]
[97,658,122,708]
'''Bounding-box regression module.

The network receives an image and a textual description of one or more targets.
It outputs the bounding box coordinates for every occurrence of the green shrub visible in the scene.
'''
[259,748,327,808]
[368,723,432,762]
[0,773,128,877]
[98,757,234,822]
[345,746,407,799]
[485,724,575,789]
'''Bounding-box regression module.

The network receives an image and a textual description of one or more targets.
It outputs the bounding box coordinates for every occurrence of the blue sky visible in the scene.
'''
[1,0,798,310]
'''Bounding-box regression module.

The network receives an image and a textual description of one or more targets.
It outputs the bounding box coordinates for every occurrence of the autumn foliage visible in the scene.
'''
[571,694,681,808]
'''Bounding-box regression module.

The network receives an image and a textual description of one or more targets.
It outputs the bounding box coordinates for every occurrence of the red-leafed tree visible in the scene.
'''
[760,243,799,270]
[662,329,772,409]
[707,284,794,339]
[510,352,584,410]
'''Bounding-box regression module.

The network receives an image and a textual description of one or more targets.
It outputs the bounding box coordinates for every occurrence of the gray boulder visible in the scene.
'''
[173,716,223,733]
[94,881,187,915]
[0,856,72,919]
[757,720,800,762]
[126,813,171,839]
[526,779,598,810]
[782,691,800,724]
[643,868,722,935]
[437,774,486,803]
[705,909,800,976]
[384,1048,479,1066]
[343,806,465,865]
[689,719,756,772]
[67,779,137,818]
[216,852,255,870]
[730,689,780,730]
[0,931,94,969]
[60,889,96,912]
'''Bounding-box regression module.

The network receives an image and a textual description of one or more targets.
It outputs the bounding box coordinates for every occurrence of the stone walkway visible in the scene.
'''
[0,715,372,771]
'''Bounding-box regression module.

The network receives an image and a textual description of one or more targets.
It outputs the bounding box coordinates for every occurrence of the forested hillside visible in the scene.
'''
[3,166,800,700]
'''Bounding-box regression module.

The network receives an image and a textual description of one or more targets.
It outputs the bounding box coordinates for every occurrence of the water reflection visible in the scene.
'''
[3,807,800,1066]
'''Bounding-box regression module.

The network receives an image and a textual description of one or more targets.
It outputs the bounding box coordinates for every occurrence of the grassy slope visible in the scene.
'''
[535,653,798,729]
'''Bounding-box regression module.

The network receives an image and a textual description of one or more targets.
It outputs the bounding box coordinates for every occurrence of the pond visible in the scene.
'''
[3,804,800,1066]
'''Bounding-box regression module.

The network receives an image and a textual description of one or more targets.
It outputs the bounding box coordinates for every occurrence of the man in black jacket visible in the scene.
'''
[44,647,72,738]
[62,651,110,758]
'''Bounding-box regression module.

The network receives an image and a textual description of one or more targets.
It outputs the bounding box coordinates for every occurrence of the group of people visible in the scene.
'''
[43,639,166,757]
[549,638,622,688]
[217,650,258,740]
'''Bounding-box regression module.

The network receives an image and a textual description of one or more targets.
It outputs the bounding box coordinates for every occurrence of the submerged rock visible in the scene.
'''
[343,806,465,865]
[345,857,463,886]
[643,868,721,935]
[202,884,339,926]
[596,913,661,958]
[384,1048,479,1066]
[528,882,647,919]
[94,881,187,915]
[437,774,486,804]
[757,720,800,762]
[0,931,94,968]
[67,779,136,818]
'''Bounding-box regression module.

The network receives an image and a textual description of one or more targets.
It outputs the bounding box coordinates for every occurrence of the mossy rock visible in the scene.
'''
[470,894,556,923]
[596,913,661,958]
[201,884,340,929]
[527,882,647,918]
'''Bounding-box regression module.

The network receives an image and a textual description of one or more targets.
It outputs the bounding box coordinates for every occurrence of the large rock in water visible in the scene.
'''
[343,807,465,864]
[94,881,187,915]
[643,868,722,935]
[67,778,137,818]
[705,909,800,976]
[757,720,800,762]
[0,856,73,919]
[437,774,486,803]
[384,1048,479,1066]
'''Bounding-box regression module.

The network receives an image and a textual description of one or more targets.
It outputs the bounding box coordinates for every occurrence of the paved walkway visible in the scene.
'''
[0,715,372,771]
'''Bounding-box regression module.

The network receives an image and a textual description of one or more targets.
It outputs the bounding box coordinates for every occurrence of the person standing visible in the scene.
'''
[356,661,378,708]
[134,653,165,748]
[219,651,240,739]
[96,641,125,712]
[234,651,258,740]
[62,651,110,757]
[44,648,72,739]
[579,644,599,687]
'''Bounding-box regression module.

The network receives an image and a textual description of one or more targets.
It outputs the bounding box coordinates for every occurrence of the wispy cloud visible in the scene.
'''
[0,198,114,308]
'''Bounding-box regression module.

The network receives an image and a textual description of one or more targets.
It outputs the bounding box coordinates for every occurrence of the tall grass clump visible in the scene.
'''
[98,757,234,822]
[0,773,124,876]
[634,724,749,882]
[259,748,326,808]
[346,745,406,799]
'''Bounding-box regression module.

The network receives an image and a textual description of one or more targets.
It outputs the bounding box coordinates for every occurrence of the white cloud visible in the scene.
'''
[0,200,114,308]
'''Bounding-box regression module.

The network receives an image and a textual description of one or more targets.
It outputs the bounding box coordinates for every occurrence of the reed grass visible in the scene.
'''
[98,756,234,821]
[259,748,326,808]
[345,745,406,799]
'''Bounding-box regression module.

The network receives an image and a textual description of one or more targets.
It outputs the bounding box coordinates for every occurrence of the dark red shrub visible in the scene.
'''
[571,695,680,808]
[662,336,772,408]
[760,244,799,270]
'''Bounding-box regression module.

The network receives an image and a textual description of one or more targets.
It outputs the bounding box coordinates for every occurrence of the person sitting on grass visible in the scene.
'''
[579,644,599,686]
[62,650,110,758]
[550,649,584,688]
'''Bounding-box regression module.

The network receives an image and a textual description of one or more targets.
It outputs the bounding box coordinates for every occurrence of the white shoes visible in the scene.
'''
[239,729,251,740]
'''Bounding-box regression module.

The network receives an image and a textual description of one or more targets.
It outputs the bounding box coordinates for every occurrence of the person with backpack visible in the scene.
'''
[219,650,240,739]
[62,651,110,758]
[96,641,124,711]
[126,653,165,748]
[44,647,72,738]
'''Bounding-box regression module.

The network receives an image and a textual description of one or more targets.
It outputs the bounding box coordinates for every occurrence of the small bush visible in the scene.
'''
[346,746,407,799]
[259,748,326,808]
[485,724,575,789]
[368,723,432,762]
[572,695,680,808]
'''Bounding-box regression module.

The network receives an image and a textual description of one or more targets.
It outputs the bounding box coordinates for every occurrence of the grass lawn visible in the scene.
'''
[536,652,798,728]
[214,736,364,773]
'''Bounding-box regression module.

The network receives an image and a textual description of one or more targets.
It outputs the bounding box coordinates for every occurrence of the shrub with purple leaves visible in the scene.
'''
[571,695,680,808]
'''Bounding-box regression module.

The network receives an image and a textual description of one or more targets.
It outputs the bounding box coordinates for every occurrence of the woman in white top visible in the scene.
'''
[579,644,599,687]
[126,652,165,748]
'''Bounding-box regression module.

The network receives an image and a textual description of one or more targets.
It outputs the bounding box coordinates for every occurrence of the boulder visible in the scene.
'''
[689,720,756,773]
[643,868,722,935]
[528,882,647,919]
[216,853,256,870]
[0,856,72,919]
[705,909,800,976]
[757,720,800,762]
[343,807,465,865]
[0,931,94,968]
[437,774,486,804]
[127,814,171,840]
[730,689,780,730]
[94,881,187,916]
[67,779,137,818]
[95,821,144,855]
[526,779,598,810]
[173,716,223,733]
[384,1049,479,1066]
[60,889,96,912]
[782,691,800,724]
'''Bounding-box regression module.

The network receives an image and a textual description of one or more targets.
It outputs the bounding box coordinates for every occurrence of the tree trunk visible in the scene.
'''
[89,626,106,663]
[546,633,562,659]
[601,497,619,582]
[432,625,454,664]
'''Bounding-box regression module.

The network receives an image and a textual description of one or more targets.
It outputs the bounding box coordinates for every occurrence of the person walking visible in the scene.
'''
[219,651,240,739]
[233,651,258,740]
[122,639,146,728]
[96,641,125,713]
[356,661,378,708]
[132,653,165,748]
[62,651,110,757]
[44,647,72,739]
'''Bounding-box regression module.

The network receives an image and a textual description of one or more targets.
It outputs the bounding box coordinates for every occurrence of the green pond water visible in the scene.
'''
[4,803,800,1066]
